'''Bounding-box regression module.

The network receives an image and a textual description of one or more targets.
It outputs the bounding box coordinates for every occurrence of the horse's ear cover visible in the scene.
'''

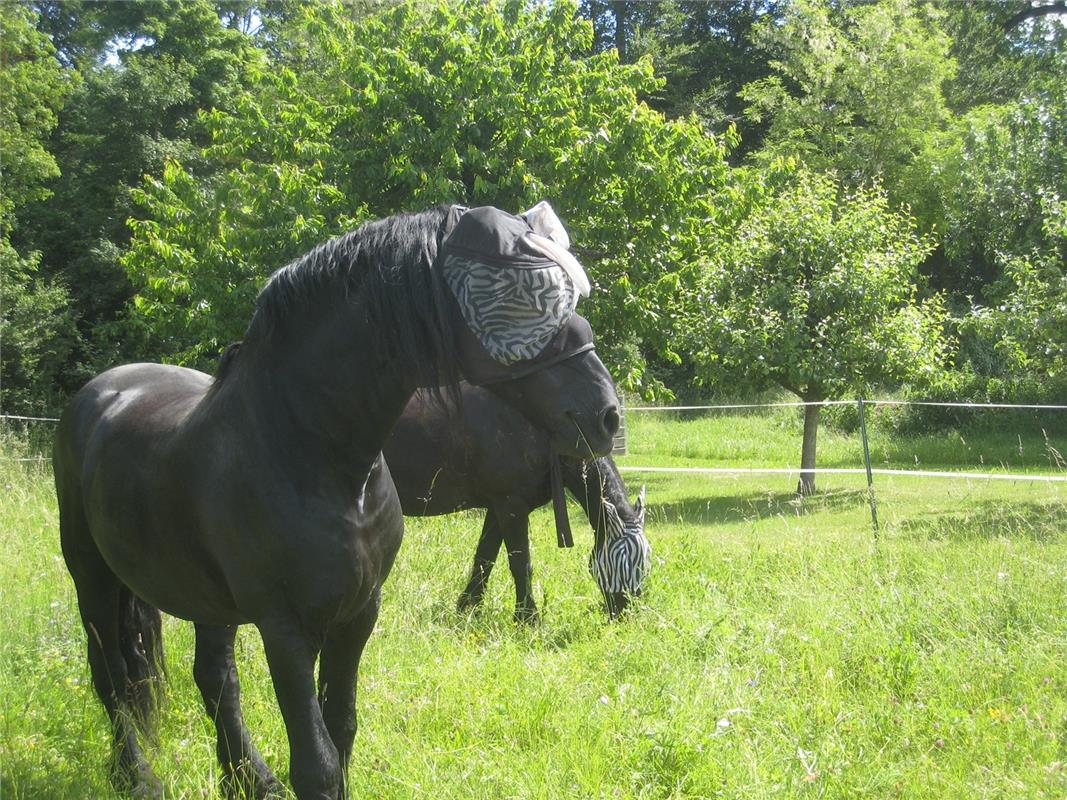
[437,202,595,385]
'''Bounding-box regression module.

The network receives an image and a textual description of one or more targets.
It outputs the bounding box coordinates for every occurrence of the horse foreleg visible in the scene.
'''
[193,623,282,799]
[259,621,339,800]
[457,510,504,611]
[317,592,381,800]
[497,506,538,624]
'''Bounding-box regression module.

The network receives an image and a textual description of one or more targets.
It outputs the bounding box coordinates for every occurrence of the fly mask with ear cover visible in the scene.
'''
[437,202,596,385]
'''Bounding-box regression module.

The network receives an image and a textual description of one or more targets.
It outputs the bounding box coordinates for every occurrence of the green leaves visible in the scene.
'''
[689,170,949,402]
[0,4,78,413]
[0,3,71,226]
[0,243,78,414]
[123,0,733,393]
[933,84,1067,296]
[741,0,956,206]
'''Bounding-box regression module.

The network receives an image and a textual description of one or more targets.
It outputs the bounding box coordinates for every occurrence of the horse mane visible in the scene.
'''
[231,205,462,396]
[214,342,242,381]
[596,456,638,523]
[563,455,638,524]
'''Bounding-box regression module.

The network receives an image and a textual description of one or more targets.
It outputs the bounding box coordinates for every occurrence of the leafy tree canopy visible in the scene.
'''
[941,0,1067,111]
[0,2,72,225]
[16,0,263,392]
[931,72,1067,296]
[0,3,78,414]
[740,0,956,206]
[124,0,734,397]
[689,168,949,403]
[686,167,951,491]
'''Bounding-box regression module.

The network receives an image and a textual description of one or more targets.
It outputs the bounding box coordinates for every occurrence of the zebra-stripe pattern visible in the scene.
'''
[443,254,578,365]
[589,487,651,596]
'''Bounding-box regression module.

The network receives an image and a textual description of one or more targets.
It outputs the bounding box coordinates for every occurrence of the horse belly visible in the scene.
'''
[392,466,479,516]
[84,465,246,625]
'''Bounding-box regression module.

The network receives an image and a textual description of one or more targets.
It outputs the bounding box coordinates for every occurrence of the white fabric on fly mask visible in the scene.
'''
[522,201,591,298]
[526,233,591,298]
[522,200,571,248]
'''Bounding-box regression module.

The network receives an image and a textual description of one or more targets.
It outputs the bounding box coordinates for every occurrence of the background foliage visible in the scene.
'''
[2,0,1065,422]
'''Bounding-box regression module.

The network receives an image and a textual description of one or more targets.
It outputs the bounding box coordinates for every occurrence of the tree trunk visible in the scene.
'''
[797,402,820,496]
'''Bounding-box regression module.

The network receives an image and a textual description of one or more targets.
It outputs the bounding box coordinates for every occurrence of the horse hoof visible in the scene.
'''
[456,593,483,612]
[255,776,285,800]
[221,764,284,799]
[513,606,541,626]
[112,764,164,800]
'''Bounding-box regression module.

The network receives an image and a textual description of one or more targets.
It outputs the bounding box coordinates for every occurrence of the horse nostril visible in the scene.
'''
[600,405,621,437]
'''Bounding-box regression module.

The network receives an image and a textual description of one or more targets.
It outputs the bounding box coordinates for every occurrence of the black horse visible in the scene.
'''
[53,205,620,799]
[385,383,649,621]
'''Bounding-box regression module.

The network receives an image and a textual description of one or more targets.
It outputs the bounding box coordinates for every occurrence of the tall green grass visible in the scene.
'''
[2,413,1065,798]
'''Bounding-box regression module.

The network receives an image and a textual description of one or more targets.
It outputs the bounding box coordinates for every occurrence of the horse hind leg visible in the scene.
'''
[58,487,164,798]
[494,504,538,624]
[457,510,504,612]
[193,623,282,799]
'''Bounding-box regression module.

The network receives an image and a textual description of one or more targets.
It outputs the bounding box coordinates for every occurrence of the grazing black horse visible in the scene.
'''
[53,204,620,799]
[385,383,649,621]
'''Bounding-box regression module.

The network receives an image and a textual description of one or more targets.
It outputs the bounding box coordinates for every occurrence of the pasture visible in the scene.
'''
[2,408,1066,799]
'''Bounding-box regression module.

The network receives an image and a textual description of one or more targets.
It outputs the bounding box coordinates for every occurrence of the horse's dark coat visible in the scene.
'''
[384,382,644,620]
[53,205,620,799]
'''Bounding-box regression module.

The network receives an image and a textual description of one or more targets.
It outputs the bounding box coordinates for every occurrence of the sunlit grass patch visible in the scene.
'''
[2,413,1066,799]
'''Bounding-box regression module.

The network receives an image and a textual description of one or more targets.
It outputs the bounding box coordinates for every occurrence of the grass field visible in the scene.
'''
[2,408,1066,798]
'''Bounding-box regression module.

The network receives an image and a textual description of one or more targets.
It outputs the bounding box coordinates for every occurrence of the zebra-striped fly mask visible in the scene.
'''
[439,203,591,368]
[589,486,651,602]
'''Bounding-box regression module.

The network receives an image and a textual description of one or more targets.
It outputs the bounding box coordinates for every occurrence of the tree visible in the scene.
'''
[0,3,71,223]
[0,2,78,414]
[1002,2,1067,33]
[124,0,733,398]
[577,0,782,154]
[740,0,956,207]
[956,193,1067,394]
[927,58,1067,293]
[18,0,262,387]
[941,1,1067,112]
[688,170,950,494]
[578,0,663,63]
[0,245,79,414]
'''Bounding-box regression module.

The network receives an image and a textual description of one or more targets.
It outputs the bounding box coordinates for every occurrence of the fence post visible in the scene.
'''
[612,390,627,455]
[857,398,879,536]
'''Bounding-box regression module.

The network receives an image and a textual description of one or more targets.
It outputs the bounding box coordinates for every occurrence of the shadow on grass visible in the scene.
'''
[896,500,1067,543]
[647,488,869,526]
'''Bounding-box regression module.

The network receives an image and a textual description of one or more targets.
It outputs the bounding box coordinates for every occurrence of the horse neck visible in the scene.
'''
[562,455,634,543]
[220,294,419,483]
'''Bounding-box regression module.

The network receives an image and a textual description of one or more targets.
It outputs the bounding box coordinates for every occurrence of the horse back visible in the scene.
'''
[56,363,212,482]
[53,364,248,621]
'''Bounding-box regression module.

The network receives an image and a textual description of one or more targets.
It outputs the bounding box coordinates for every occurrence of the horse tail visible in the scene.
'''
[118,585,166,727]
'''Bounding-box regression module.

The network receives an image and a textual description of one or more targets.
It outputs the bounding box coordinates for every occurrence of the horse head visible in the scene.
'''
[590,484,651,618]
[439,202,620,458]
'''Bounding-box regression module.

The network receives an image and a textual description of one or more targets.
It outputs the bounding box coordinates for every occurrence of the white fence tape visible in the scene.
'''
[625,400,1067,412]
[617,465,1067,483]
[4,400,1066,421]
[4,403,1066,482]
[867,400,1067,411]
